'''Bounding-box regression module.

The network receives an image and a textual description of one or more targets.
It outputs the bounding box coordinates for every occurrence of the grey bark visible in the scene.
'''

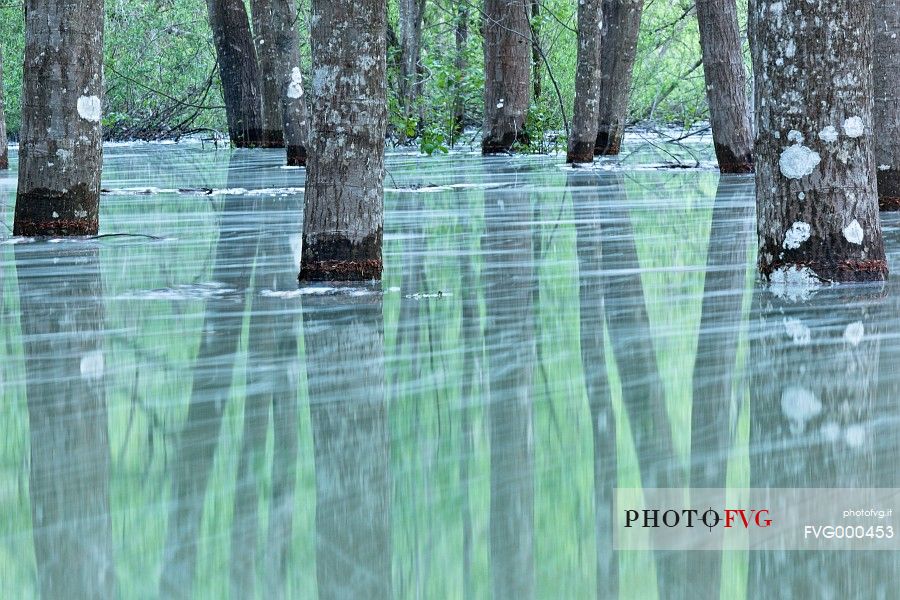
[482,0,532,154]
[14,0,105,236]
[399,0,426,140]
[566,0,603,164]
[17,245,117,599]
[530,0,541,100]
[452,4,470,141]
[874,1,900,209]
[0,46,7,170]
[206,0,264,147]
[306,297,391,600]
[696,0,754,173]
[300,0,387,281]
[594,0,643,156]
[751,0,887,283]
[251,0,309,165]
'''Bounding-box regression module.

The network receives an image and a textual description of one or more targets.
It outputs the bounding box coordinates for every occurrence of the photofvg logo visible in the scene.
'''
[614,488,900,551]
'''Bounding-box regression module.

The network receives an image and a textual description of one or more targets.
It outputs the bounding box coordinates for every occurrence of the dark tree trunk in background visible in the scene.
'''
[594,0,642,156]
[206,0,264,147]
[17,246,117,599]
[696,0,754,173]
[452,4,469,141]
[530,0,541,100]
[251,0,285,147]
[566,0,603,164]
[482,0,532,154]
[399,0,426,141]
[253,0,309,164]
[300,0,387,281]
[752,0,887,283]
[874,1,900,209]
[0,46,7,170]
[14,0,105,236]
[306,297,391,600]
[273,0,309,166]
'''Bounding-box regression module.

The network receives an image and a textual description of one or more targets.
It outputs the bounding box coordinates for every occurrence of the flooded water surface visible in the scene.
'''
[2,143,900,598]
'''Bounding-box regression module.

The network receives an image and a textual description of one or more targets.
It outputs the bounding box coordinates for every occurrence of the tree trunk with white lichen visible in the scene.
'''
[0,46,7,170]
[751,0,887,284]
[299,0,386,281]
[206,0,264,148]
[14,0,105,236]
[251,0,286,148]
[594,0,642,156]
[567,0,603,164]
[482,0,532,154]
[874,1,900,209]
[696,0,754,173]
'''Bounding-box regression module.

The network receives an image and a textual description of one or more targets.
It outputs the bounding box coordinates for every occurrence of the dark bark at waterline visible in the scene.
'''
[874,1,900,209]
[751,0,887,283]
[594,0,643,156]
[17,246,117,599]
[14,0,105,236]
[696,0,754,173]
[300,0,387,281]
[206,0,264,147]
[566,0,603,164]
[0,47,7,170]
[482,0,532,154]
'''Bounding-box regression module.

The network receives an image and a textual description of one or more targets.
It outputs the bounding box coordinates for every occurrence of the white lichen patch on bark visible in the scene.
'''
[843,116,864,138]
[842,219,864,244]
[818,125,838,143]
[787,129,804,143]
[783,221,811,249]
[287,67,304,98]
[779,144,821,179]
[843,321,864,346]
[76,95,102,122]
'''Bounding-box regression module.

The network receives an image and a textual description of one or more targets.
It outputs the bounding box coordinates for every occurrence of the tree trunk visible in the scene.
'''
[399,0,426,141]
[530,0,541,100]
[299,0,387,281]
[251,0,286,147]
[566,0,603,164]
[482,0,532,154]
[874,1,900,209]
[13,0,105,236]
[0,46,7,170]
[751,0,888,283]
[206,0,264,147]
[273,0,309,166]
[306,297,391,600]
[17,245,117,599]
[594,0,642,156]
[696,0,754,173]
[452,4,469,142]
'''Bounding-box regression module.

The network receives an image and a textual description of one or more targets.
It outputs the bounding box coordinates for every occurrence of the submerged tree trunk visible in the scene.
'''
[594,0,642,156]
[399,0,426,141]
[752,0,887,283]
[696,0,754,173]
[299,0,387,281]
[0,46,7,170]
[14,0,105,236]
[273,0,309,166]
[17,246,117,599]
[874,1,900,209]
[482,0,532,154]
[566,0,603,164]
[206,0,264,147]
